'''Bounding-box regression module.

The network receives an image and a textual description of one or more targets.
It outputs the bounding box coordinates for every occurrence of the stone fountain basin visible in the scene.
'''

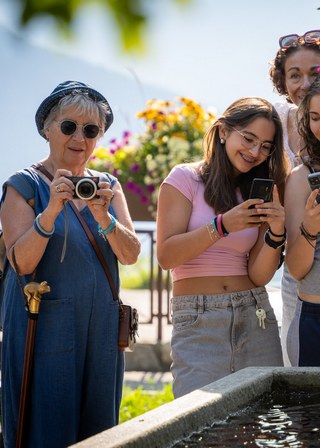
[70,367,320,448]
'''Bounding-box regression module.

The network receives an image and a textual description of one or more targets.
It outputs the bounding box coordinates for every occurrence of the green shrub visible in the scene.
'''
[119,255,171,290]
[119,256,152,289]
[119,384,174,423]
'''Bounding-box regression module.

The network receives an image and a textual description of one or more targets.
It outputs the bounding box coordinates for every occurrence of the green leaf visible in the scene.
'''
[16,0,194,53]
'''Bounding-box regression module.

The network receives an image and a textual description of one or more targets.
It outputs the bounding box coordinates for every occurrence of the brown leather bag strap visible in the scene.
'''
[33,163,120,302]
[32,163,53,181]
[68,201,119,301]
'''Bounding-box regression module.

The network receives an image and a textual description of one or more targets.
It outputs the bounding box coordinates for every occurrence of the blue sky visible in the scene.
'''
[1,0,320,188]
[2,0,320,113]
[0,0,320,112]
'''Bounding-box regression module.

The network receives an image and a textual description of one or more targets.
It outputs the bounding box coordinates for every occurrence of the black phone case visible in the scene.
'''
[249,178,274,209]
[307,172,320,204]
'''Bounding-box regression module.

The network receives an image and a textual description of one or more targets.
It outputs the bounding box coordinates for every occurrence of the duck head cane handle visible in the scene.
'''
[16,281,50,448]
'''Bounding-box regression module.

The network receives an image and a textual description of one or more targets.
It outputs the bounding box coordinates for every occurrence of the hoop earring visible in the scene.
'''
[220,138,225,144]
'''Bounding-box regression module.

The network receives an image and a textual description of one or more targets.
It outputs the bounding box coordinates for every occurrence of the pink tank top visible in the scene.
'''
[162,163,259,281]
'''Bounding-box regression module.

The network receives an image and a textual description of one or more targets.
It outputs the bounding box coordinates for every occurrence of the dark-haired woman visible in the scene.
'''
[285,79,320,367]
[269,29,320,365]
[157,96,289,398]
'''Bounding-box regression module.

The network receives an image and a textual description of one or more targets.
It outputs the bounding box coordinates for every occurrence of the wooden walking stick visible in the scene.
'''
[16,280,50,448]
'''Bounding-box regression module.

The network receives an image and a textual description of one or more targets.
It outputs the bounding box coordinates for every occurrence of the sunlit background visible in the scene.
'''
[1,0,320,187]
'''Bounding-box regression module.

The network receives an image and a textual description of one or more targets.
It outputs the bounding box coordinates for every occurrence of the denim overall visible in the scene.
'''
[1,168,124,448]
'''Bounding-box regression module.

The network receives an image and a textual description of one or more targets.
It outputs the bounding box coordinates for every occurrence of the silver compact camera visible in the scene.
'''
[67,176,99,200]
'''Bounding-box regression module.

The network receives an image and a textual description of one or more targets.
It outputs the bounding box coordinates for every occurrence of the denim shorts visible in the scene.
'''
[170,286,283,398]
[287,297,320,367]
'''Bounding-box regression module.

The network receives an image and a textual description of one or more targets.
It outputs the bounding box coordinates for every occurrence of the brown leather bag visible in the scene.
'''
[118,304,139,352]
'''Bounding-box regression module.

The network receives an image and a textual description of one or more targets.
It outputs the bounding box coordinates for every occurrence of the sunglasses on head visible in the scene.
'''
[279,30,320,50]
[57,120,102,139]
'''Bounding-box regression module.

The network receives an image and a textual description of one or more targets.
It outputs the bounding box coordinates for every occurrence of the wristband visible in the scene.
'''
[216,214,229,237]
[299,222,317,248]
[34,214,55,238]
[264,229,285,249]
[98,215,116,239]
[299,222,317,240]
[211,219,218,232]
[269,227,286,238]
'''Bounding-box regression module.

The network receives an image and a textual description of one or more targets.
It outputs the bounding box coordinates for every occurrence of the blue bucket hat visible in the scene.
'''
[35,80,113,138]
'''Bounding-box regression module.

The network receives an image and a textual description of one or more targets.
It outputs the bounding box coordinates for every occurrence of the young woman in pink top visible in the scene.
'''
[157,97,290,398]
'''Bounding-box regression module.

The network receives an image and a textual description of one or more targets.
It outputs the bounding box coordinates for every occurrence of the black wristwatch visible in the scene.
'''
[264,229,286,249]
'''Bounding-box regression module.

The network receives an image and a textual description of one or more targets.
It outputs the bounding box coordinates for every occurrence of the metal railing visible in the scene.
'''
[135,224,172,342]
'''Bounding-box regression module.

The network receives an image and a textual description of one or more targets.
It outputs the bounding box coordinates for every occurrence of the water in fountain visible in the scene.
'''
[173,389,320,447]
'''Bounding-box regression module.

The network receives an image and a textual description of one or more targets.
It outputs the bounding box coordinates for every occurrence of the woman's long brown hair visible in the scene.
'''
[297,79,320,168]
[200,97,290,213]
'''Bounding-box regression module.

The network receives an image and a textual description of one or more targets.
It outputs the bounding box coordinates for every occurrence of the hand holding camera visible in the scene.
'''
[51,171,114,214]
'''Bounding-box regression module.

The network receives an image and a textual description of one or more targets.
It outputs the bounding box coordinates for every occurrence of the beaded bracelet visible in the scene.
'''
[33,214,55,238]
[98,215,116,239]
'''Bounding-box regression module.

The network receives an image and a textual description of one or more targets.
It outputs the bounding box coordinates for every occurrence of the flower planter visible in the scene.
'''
[124,189,155,222]
[88,97,216,223]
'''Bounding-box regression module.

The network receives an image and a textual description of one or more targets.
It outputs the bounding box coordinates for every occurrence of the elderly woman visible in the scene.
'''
[0,80,141,448]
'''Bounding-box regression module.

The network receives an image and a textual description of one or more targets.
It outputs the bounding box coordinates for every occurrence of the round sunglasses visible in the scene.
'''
[279,30,320,50]
[57,120,102,139]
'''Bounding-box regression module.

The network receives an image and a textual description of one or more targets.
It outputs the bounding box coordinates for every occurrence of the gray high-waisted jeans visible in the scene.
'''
[170,286,283,398]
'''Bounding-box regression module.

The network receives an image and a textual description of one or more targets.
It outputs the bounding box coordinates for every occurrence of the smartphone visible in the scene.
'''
[249,178,274,209]
[307,172,320,204]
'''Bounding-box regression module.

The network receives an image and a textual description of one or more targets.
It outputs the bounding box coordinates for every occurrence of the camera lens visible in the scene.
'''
[75,178,97,200]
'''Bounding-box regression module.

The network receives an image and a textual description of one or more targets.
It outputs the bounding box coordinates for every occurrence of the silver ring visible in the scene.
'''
[55,185,61,193]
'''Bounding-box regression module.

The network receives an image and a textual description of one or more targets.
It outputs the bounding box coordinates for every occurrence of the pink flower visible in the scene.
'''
[125,180,135,191]
[130,163,140,173]
[140,195,149,204]
[134,185,142,194]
